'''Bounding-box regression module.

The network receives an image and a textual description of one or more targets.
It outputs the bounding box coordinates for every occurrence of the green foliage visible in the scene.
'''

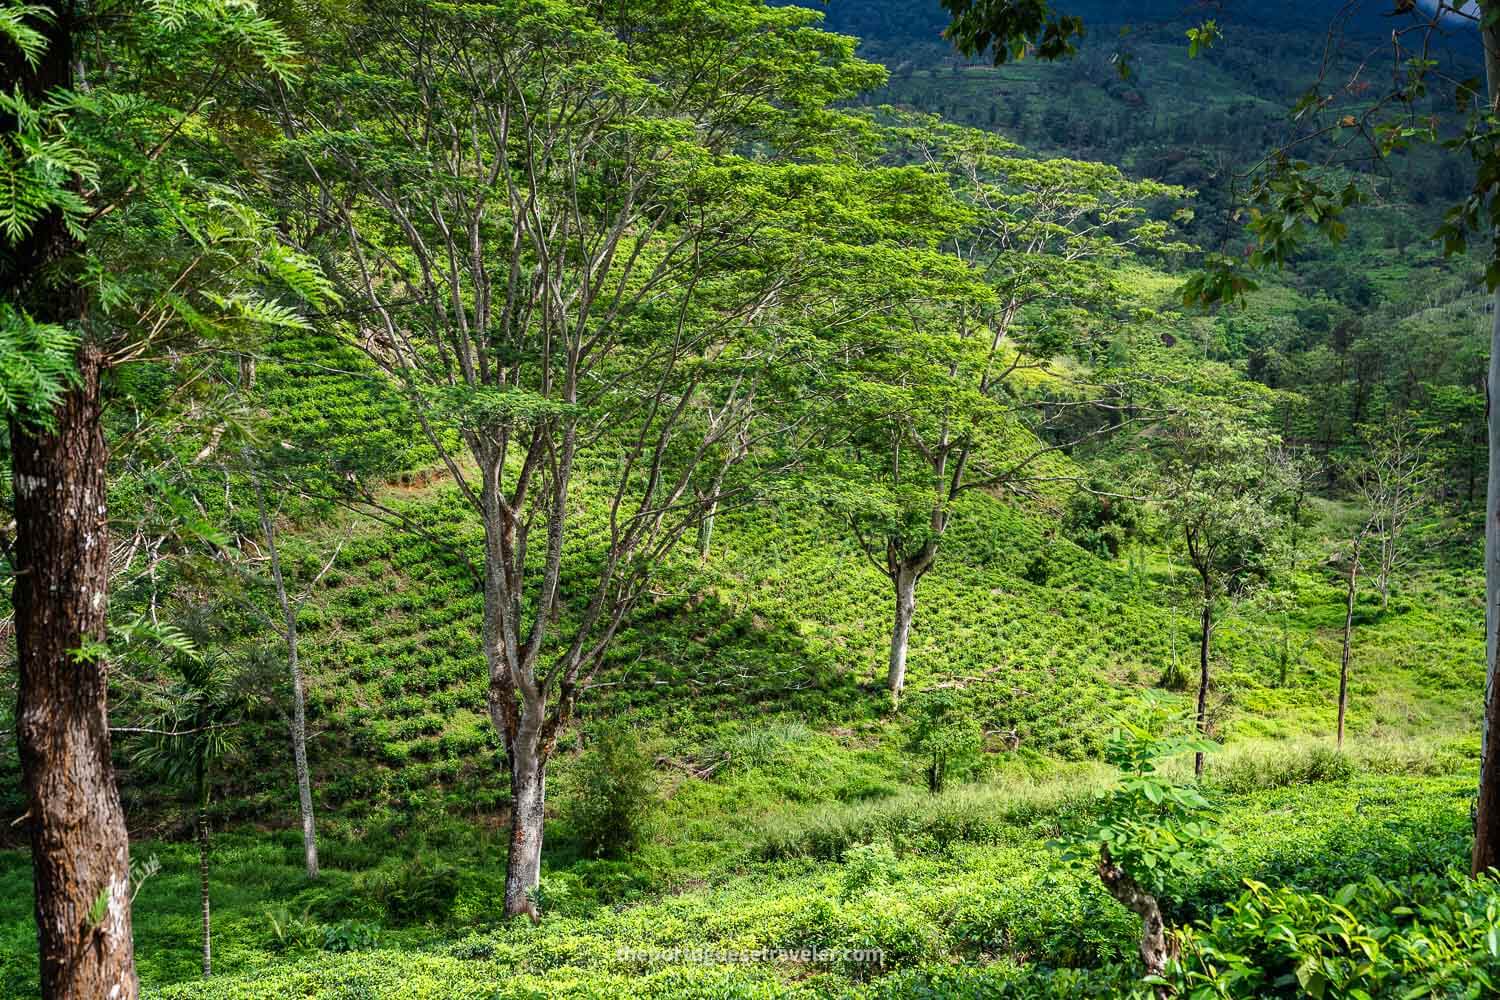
[566,719,659,860]
[359,855,461,927]
[1062,488,1143,559]
[129,608,247,811]
[1168,873,1500,998]
[1208,743,1354,796]
[905,691,984,794]
[262,904,323,953]
[318,919,381,954]
[0,304,78,430]
[1064,696,1221,906]
[939,0,1085,65]
[840,841,903,901]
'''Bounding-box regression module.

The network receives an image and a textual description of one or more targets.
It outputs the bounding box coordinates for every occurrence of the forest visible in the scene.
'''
[2,0,1500,997]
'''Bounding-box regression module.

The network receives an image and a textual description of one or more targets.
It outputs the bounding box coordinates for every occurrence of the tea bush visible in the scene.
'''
[565,720,659,860]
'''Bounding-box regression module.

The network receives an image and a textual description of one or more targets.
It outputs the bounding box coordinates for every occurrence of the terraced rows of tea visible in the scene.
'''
[191,327,1486,831]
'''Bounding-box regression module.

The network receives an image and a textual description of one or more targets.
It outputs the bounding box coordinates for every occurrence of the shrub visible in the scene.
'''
[712,719,814,774]
[320,920,381,953]
[1210,743,1355,795]
[263,905,323,953]
[905,692,984,794]
[360,854,461,926]
[1170,872,1500,998]
[568,718,659,859]
[840,841,901,901]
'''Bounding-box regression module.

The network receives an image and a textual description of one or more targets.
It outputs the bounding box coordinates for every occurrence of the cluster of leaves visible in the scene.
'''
[1063,695,1221,913]
[1169,872,1500,998]
[905,690,985,794]
[565,719,660,860]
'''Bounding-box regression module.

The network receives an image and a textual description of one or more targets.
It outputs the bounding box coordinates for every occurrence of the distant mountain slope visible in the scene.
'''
[792,0,1469,55]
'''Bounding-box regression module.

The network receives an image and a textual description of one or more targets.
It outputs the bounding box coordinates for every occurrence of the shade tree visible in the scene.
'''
[1150,404,1297,777]
[270,0,956,918]
[825,113,1187,703]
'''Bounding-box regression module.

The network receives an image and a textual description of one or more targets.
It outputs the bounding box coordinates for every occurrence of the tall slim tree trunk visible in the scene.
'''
[196,765,210,979]
[1338,549,1360,750]
[1195,598,1212,778]
[11,347,139,1000]
[696,464,727,561]
[255,485,319,880]
[888,565,919,704]
[1476,6,1500,877]
[697,499,718,561]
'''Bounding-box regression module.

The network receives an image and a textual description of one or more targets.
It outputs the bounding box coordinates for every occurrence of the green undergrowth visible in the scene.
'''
[0,764,1470,999]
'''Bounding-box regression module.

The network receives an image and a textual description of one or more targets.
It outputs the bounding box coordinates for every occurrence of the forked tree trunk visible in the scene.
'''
[1477,3,1500,877]
[1195,599,1212,778]
[476,450,549,923]
[11,347,139,999]
[1337,548,1361,750]
[1098,846,1175,982]
[887,564,920,704]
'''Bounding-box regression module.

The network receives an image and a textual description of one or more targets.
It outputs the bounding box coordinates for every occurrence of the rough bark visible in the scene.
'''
[196,768,211,979]
[1477,5,1500,877]
[5,11,141,992]
[1097,847,1175,982]
[11,348,139,1000]
[503,710,546,923]
[256,487,319,880]
[887,565,919,703]
[1195,598,1212,778]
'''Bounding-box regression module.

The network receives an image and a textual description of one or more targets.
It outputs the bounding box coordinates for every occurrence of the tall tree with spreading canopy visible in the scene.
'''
[828,113,1184,702]
[1153,405,1295,777]
[273,0,935,917]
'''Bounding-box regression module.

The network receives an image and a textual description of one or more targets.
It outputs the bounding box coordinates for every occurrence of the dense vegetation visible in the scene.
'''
[2,1,1499,998]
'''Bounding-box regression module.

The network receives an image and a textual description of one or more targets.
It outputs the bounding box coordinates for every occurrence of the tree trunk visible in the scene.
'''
[1098,846,1175,983]
[1476,6,1500,877]
[887,565,919,704]
[1278,611,1291,689]
[504,708,546,923]
[256,486,320,880]
[196,767,211,979]
[5,7,140,995]
[1377,533,1392,612]
[1338,551,1360,750]
[1195,599,1211,778]
[11,347,139,1000]
[697,464,727,561]
[697,498,718,562]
